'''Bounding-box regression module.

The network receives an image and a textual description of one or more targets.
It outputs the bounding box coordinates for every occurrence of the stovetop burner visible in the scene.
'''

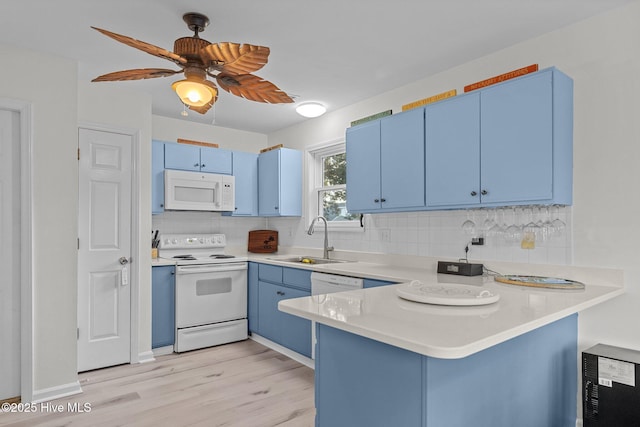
[173,255,196,260]
[158,234,248,265]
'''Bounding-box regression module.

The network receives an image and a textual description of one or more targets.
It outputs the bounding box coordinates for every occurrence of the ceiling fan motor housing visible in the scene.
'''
[174,37,211,62]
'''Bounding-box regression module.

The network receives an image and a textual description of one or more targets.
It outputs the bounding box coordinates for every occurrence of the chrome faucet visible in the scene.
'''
[307,216,334,259]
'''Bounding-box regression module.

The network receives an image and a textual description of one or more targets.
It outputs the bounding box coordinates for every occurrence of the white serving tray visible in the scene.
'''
[395,281,500,306]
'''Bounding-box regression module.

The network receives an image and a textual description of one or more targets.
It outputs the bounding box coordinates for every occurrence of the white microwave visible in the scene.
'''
[164,169,235,212]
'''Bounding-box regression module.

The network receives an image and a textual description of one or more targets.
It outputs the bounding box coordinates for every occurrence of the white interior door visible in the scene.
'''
[0,109,20,399]
[77,128,132,372]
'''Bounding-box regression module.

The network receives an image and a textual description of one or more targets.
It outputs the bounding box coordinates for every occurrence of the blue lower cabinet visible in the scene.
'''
[363,278,395,288]
[315,314,578,427]
[151,265,175,348]
[252,263,312,357]
[258,281,311,358]
[248,262,259,333]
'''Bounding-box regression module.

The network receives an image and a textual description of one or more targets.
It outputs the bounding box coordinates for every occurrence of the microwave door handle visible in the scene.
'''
[176,264,248,274]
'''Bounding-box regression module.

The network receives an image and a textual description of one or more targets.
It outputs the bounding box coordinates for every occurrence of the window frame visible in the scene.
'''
[306,139,362,232]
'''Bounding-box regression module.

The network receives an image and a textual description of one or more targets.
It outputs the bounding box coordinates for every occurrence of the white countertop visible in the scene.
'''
[278,265,623,359]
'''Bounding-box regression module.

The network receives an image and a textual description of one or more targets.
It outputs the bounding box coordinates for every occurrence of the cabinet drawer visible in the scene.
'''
[258,264,283,283]
[283,267,312,291]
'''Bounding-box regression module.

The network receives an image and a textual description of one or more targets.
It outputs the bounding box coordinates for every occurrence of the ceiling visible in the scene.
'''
[0,1,633,134]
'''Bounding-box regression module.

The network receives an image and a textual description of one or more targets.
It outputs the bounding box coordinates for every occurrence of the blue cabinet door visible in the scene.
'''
[200,147,232,174]
[481,71,553,204]
[316,324,423,426]
[425,93,481,207]
[258,149,280,216]
[248,262,259,333]
[164,143,201,171]
[229,151,258,216]
[152,140,165,214]
[258,148,302,216]
[380,108,425,210]
[151,266,175,348]
[346,121,381,212]
[278,149,302,216]
[258,279,312,358]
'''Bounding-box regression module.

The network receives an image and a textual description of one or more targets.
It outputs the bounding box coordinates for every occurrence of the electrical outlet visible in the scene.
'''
[471,237,484,245]
[381,229,391,241]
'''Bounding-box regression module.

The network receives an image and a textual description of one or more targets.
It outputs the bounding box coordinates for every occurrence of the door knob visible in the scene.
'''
[119,256,130,265]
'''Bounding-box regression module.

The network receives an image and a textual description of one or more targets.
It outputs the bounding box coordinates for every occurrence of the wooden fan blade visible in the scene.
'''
[186,80,218,114]
[216,74,293,103]
[92,68,182,82]
[92,26,187,66]
[201,43,270,75]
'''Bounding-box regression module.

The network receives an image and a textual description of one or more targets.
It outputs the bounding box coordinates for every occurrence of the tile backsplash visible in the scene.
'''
[153,206,571,265]
[269,206,572,265]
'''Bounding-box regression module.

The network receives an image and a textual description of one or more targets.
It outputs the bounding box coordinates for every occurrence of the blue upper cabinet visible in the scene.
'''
[480,69,572,206]
[425,93,481,207]
[164,142,232,174]
[151,140,165,214]
[346,107,425,213]
[425,68,572,209]
[346,121,381,212]
[258,148,302,216]
[229,151,258,216]
[200,146,232,174]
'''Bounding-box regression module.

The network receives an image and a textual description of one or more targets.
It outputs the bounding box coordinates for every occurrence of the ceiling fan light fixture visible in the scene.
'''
[296,102,327,118]
[172,78,216,107]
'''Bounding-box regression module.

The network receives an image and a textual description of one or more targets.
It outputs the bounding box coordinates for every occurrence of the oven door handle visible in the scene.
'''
[176,263,248,274]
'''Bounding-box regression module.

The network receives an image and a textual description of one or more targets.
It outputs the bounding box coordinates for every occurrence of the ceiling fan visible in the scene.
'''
[91,12,294,114]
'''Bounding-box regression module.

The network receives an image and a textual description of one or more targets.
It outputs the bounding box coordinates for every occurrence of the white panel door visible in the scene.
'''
[0,109,20,399]
[77,128,132,372]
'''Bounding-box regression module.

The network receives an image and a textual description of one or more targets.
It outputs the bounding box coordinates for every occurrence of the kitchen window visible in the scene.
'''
[308,141,361,231]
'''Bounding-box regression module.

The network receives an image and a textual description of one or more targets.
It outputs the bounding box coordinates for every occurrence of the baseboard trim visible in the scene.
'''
[32,381,82,403]
[249,334,314,369]
[137,350,156,364]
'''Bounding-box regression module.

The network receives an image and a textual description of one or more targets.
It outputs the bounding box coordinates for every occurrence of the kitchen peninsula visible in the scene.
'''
[278,258,623,427]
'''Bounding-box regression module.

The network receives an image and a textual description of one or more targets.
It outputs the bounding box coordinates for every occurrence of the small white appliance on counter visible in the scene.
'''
[159,233,248,352]
[164,169,235,211]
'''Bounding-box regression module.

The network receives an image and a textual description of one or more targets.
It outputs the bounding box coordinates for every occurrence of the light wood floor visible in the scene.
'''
[0,340,315,427]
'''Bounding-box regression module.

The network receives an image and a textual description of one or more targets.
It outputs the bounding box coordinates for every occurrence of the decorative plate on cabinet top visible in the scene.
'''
[395,281,500,306]
[494,275,585,290]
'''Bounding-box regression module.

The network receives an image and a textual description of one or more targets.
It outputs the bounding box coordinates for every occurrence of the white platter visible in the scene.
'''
[395,281,500,306]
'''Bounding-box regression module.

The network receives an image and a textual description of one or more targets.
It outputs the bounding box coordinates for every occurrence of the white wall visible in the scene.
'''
[152,115,268,153]
[77,81,154,360]
[268,2,640,354]
[0,43,78,394]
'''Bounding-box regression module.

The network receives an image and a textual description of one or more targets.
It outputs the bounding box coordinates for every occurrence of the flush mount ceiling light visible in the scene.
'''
[296,102,327,118]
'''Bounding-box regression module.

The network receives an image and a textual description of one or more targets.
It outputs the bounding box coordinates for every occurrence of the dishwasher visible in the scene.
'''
[311,272,364,359]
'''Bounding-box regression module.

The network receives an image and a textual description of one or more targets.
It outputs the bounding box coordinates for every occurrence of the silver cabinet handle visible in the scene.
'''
[470,191,477,196]
[481,190,488,195]
[194,163,200,167]
[119,256,129,265]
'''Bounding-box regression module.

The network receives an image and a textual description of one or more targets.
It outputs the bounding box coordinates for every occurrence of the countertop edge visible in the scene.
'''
[278,285,625,359]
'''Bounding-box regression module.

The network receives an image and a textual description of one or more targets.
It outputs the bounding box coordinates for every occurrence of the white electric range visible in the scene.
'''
[158,233,248,352]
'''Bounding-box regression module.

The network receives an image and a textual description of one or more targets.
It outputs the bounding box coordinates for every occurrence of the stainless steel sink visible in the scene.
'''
[267,256,351,265]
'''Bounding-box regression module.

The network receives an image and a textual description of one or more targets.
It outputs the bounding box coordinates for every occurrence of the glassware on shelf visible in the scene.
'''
[461,209,476,236]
